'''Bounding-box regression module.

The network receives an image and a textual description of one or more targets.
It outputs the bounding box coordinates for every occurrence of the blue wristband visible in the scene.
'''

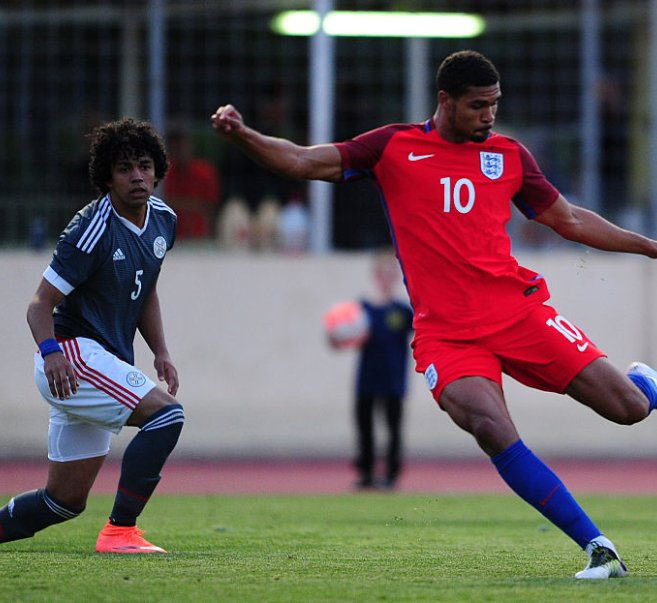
[39,338,62,358]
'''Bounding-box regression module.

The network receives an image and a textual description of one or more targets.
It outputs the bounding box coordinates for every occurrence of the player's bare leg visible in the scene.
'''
[440,376,519,456]
[566,357,650,424]
[47,456,106,508]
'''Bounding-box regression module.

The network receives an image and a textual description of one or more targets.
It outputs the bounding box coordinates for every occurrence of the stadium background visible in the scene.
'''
[3,0,657,466]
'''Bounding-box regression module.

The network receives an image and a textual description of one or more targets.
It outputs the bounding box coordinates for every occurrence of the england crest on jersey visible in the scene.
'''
[480,151,504,180]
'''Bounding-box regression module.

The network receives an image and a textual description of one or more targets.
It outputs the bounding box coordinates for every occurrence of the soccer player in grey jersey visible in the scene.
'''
[0,117,185,554]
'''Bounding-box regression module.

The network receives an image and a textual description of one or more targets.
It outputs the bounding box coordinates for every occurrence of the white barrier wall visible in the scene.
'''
[2,248,657,460]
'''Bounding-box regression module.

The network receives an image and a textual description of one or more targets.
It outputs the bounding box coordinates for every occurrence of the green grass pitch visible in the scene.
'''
[0,493,656,602]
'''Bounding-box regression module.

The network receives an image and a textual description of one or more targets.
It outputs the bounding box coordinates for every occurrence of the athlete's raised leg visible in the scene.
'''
[566,357,650,423]
[439,376,624,579]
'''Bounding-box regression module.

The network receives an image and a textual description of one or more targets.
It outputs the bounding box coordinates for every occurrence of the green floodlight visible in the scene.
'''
[271,11,485,38]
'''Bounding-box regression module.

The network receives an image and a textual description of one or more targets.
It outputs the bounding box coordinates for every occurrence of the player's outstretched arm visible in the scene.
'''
[211,104,343,183]
[536,194,657,258]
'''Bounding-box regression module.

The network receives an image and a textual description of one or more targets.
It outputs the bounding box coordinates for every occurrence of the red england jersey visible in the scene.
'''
[335,119,559,338]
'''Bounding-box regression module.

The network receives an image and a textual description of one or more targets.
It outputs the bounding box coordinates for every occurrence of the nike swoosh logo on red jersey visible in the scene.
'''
[408,152,435,162]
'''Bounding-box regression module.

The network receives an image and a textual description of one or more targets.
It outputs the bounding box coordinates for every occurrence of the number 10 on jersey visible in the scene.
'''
[441,177,475,214]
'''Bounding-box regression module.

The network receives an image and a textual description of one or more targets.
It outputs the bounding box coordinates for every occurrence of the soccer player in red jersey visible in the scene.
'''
[211,50,657,579]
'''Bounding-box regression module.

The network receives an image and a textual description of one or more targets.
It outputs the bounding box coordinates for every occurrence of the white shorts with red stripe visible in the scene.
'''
[35,337,156,461]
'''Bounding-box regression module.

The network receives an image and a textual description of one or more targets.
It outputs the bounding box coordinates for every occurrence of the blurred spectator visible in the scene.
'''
[253,195,281,251]
[216,196,252,252]
[340,250,414,490]
[278,193,310,254]
[165,122,222,240]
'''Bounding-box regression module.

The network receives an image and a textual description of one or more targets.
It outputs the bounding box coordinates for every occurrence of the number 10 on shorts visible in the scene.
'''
[546,315,590,352]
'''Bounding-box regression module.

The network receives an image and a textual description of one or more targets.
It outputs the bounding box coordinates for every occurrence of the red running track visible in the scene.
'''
[1,458,657,495]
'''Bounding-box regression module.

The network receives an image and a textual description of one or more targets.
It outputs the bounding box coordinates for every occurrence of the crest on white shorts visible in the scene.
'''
[480,151,504,180]
[126,371,147,387]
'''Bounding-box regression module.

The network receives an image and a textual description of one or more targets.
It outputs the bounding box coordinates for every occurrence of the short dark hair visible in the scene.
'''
[88,117,168,194]
[436,50,500,98]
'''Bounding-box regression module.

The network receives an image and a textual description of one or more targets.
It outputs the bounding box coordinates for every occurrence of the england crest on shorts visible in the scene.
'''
[480,151,504,180]
[424,363,438,391]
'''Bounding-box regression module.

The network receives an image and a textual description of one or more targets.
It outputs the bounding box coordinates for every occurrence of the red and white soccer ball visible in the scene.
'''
[323,300,370,349]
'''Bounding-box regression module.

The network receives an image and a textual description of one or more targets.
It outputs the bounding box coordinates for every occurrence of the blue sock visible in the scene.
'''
[110,404,185,526]
[491,440,600,549]
[0,489,83,542]
[627,373,657,412]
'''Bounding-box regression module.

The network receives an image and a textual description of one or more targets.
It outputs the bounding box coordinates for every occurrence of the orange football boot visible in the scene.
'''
[95,520,167,554]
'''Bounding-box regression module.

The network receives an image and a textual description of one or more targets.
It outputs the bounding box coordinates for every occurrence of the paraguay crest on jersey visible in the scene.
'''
[153,236,167,259]
[480,151,504,180]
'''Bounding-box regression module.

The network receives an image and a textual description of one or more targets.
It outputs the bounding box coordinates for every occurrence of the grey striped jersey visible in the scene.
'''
[44,194,177,364]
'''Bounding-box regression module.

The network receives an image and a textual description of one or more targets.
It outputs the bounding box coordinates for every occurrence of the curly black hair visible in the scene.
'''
[88,117,168,194]
[436,50,499,99]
